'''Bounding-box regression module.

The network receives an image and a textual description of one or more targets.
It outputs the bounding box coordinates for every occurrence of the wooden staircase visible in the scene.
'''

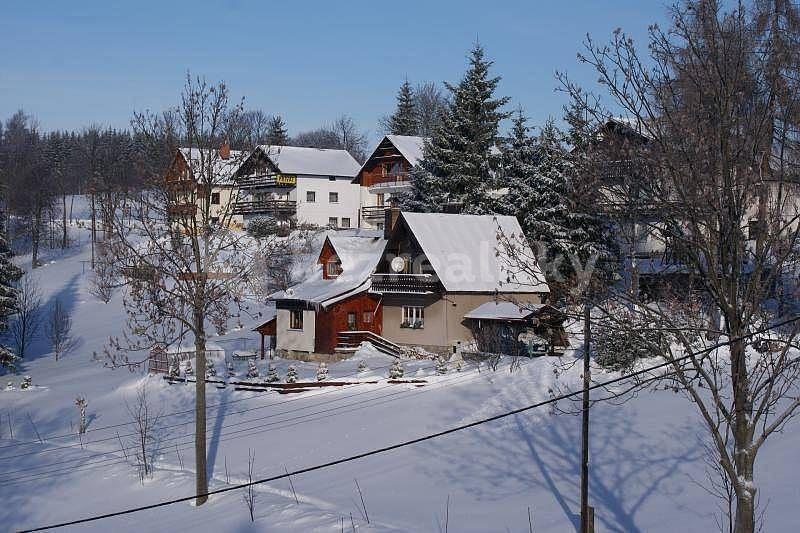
[335,330,403,358]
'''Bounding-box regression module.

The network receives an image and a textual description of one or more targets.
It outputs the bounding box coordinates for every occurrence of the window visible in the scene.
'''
[329,176,336,181]
[347,312,357,330]
[289,309,304,330]
[401,306,424,329]
[210,192,220,205]
[341,217,351,228]
[748,219,765,240]
[376,193,385,206]
[306,191,316,203]
[329,192,339,203]
[362,311,373,324]
[326,259,341,278]
[328,217,338,228]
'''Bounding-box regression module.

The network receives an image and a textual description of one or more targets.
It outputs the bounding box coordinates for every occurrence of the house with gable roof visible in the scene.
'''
[234,145,361,229]
[353,135,425,229]
[370,211,550,353]
[270,210,550,358]
[271,229,387,357]
[164,144,248,229]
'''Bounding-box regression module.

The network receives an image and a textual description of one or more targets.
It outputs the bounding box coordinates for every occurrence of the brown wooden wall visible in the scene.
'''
[314,292,383,353]
[356,139,410,188]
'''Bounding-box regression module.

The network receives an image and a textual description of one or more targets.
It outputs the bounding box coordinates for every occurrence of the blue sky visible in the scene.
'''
[0,1,669,141]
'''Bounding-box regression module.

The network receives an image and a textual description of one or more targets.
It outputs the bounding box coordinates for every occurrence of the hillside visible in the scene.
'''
[1,218,799,532]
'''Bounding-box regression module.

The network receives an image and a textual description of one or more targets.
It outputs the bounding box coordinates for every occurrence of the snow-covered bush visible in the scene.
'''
[20,375,32,389]
[265,363,279,383]
[227,361,236,378]
[206,363,217,379]
[357,360,367,373]
[388,360,404,379]
[594,312,663,372]
[316,362,329,381]
[183,359,194,376]
[285,365,298,383]
[436,356,448,375]
[5,381,14,391]
[246,216,280,239]
[246,360,259,379]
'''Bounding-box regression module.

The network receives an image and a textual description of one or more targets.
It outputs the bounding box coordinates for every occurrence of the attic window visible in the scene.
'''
[326,258,342,278]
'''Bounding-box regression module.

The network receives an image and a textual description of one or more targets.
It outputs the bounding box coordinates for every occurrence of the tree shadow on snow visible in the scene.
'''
[422,399,704,532]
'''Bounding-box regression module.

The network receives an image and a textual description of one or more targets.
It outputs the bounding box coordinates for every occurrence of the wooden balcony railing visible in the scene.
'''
[232,200,297,216]
[371,273,438,294]
[361,206,387,220]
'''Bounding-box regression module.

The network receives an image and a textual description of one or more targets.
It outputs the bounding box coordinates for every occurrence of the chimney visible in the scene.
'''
[219,142,231,160]
[383,206,401,239]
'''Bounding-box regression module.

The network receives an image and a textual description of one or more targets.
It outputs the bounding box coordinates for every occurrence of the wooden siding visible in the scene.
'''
[356,138,411,188]
[314,292,383,354]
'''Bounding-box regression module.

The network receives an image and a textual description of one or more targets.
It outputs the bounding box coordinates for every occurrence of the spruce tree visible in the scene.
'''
[265,115,289,146]
[0,214,23,370]
[387,80,418,136]
[499,114,615,292]
[400,44,510,213]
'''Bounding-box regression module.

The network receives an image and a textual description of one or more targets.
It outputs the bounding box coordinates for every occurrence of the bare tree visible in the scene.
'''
[9,274,41,360]
[45,299,78,360]
[241,449,257,522]
[104,74,281,505]
[88,242,119,303]
[125,381,162,481]
[292,115,368,163]
[557,2,800,531]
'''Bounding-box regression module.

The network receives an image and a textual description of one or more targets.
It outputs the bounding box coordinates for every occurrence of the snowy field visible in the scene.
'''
[1,209,799,532]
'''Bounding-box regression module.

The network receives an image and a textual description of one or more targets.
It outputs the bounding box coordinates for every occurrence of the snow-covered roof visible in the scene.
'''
[400,212,549,294]
[272,229,386,308]
[385,135,426,167]
[255,145,360,177]
[463,301,544,321]
[178,147,246,186]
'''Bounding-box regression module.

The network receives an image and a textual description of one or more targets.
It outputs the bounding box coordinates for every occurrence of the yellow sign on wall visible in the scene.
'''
[275,174,297,186]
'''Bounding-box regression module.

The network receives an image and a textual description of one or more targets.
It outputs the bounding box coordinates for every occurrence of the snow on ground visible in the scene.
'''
[1,218,800,532]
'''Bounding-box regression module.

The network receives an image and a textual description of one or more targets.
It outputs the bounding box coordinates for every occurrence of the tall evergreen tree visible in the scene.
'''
[265,115,289,146]
[400,43,510,213]
[499,114,615,292]
[387,80,418,136]
[0,214,23,370]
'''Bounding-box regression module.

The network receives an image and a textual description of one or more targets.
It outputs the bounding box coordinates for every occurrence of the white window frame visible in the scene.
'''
[289,309,304,330]
[401,306,424,329]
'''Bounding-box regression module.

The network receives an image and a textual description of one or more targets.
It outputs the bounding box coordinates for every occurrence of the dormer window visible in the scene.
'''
[326,257,342,278]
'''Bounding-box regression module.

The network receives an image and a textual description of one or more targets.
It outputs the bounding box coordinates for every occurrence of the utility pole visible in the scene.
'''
[581,301,594,533]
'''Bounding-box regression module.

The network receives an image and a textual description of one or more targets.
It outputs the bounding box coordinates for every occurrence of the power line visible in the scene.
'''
[19,315,799,532]
[0,357,412,454]
[2,357,516,484]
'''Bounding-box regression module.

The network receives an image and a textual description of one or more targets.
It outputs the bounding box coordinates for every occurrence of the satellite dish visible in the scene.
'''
[285,288,295,297]
[390,256,406,273]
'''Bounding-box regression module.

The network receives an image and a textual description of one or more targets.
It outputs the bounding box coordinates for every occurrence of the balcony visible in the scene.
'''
[371,273,439,294]
[236,174,277,189]
[232,200,297,216]
[361,206,387,221]
[368,174,412,194]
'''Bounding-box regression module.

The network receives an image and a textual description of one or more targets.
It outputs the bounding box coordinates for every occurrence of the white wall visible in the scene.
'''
[295,175,360,228]
[276,309,316,353]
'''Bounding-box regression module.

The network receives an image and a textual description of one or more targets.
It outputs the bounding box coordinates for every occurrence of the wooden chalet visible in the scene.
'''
[271,229,386,357]
[164,145,246,228]
[353,135,425,229]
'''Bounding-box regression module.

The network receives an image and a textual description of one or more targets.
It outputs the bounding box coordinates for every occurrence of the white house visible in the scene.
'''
[234,145,361,229]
